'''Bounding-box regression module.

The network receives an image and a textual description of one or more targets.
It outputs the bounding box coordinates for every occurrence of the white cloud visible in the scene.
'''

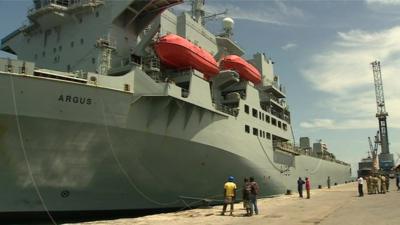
[172,1,305,26]
[282,43,297,51]
[301,26,400,129]
[366,0,400,5]
[300,118,377,130]
[204,1,305,26]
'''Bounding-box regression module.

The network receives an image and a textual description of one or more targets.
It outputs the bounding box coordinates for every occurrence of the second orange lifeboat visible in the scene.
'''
[220,55,262,84]
[154,34,219,77]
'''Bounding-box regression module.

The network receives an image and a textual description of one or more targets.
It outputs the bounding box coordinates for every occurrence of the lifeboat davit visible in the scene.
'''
[154,34,219,77]
[220,55,262,84]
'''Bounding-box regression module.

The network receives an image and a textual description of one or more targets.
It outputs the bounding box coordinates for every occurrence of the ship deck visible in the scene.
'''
[66,181,400,225]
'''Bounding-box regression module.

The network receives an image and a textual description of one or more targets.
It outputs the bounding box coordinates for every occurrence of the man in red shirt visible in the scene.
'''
[305,177,311,199]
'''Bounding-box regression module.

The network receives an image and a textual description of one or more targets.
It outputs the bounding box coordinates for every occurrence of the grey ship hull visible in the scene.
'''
[0,72,351,215]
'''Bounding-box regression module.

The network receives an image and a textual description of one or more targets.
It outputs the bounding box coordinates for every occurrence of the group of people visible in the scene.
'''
[221,176,259,216]
[356,173,400,197]
[297,177,312,199]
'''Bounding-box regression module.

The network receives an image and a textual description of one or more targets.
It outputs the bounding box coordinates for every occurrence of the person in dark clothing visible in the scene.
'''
[297,177,305,198]
[385,175,389,192]
[327,176,331,189]
[242,178,252,216]
[397,174,400,191]
[249,177,259,215]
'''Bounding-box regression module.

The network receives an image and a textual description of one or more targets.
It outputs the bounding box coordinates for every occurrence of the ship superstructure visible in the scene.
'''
[0,0,351,218]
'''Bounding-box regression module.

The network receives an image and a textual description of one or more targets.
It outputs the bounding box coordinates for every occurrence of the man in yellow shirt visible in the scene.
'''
[221,176,237,216]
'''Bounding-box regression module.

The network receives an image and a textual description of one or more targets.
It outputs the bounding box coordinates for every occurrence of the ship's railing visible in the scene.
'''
[35,0,101,8]
[215,104,239,117]
[273,141,301,155]
[296,147,351,166]
[264,78,286,95]
[30,0,104,14]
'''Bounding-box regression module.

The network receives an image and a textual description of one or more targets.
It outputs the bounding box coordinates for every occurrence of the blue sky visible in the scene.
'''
[1,0,399,175]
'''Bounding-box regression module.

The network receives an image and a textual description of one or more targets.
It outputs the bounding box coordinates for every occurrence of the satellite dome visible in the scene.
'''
[223,17,234,30]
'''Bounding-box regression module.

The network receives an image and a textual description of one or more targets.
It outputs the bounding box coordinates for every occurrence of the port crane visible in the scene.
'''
[371,61,394,172]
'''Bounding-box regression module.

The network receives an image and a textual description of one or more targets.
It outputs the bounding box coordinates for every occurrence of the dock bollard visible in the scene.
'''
[318,185,322,189]
[286,189,292,195]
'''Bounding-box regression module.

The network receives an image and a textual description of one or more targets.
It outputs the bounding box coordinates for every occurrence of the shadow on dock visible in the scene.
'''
[2,208,180,225]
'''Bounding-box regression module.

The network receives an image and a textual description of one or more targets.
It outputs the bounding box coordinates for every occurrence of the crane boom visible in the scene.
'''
[371,60,393,172]
[371,61,388,117]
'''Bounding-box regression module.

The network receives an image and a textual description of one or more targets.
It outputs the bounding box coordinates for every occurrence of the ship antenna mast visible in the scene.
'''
[191,0,228,26]
[191,0,205,25]
[371,60,393,172]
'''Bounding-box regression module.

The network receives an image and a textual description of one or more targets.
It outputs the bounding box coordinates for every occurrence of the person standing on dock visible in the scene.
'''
[327,176,331,189]
[297,177,305,198]
[380,175,386,194]
[242,178,252,216]
[221,176,237,216]
[305,177,311,199]
[357,176,364,197]
[397,174,400,191]
[385,175,389,192]
[372,175,379,194]
[366,176,372,195]
[249,177,259,215]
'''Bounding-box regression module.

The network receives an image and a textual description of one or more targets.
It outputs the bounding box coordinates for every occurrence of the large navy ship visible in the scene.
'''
[0,0,351,219]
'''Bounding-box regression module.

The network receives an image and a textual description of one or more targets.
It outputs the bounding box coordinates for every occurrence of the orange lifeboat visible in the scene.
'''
[220,55,262,84]
[154,34,219,77]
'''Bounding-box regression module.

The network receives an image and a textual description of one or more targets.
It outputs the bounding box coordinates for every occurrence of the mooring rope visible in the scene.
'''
[256,136,288,173]
[10,75,58,225]
[99,94,182,206]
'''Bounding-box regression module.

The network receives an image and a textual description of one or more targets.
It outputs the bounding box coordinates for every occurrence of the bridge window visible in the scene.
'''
[266,115,270,123]
[244,105,249,114]
[252,108,258,118]
[253,128,258,136]
[245,125,250,133]
[283,123,287,131]
[267,133,271,139]
[278,121,282,128]
[272,118,277,126]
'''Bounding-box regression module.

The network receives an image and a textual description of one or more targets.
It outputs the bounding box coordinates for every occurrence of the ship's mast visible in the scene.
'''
[191,0,205,25]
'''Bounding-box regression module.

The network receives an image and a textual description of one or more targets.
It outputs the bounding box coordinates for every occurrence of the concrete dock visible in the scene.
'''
[66,182,400,225]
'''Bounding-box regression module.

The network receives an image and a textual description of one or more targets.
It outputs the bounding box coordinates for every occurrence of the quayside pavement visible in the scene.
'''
[66,182,400,225]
